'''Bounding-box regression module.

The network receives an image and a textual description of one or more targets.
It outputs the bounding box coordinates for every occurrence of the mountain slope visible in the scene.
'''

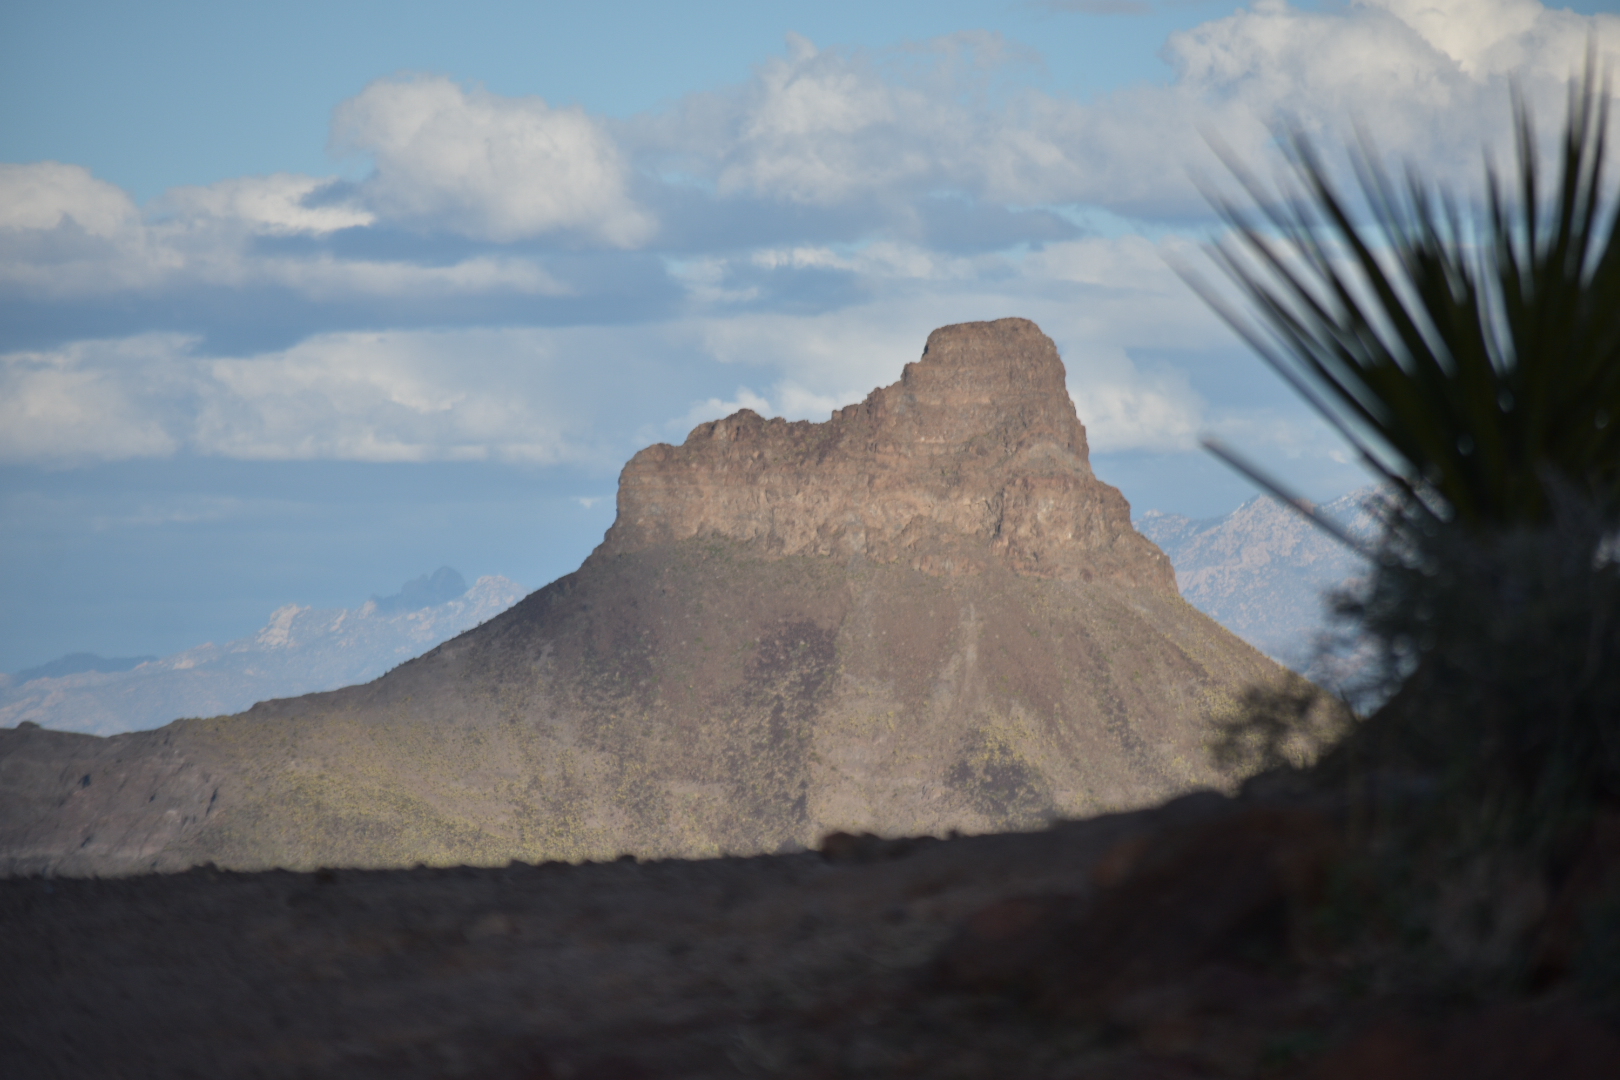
[0,319,1286,876]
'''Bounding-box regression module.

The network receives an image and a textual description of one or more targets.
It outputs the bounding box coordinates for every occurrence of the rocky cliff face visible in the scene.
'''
[1,319,1282,877]
[599,319,1174,590]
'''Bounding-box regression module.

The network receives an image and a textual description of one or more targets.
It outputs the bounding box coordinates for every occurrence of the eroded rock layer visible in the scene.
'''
[599,319,1174,589]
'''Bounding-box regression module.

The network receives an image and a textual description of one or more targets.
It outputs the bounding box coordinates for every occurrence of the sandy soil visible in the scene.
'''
[8,790,1616,1080]
[2,799,1179,1079]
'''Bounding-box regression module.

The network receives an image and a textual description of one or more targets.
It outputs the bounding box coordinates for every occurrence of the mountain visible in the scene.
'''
[1135,489,1378,668]
[0,318,1288,877]
[370,566,471,615]
[0,571,524,736]
[11,653,157,683]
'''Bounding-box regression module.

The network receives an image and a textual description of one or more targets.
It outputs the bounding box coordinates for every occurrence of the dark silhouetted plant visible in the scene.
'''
[1193,64,1620,532]
[1188,59,1620,841]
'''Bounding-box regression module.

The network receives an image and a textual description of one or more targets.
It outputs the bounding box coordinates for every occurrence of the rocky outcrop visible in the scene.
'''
[599,318,1174,590]
[1,318,1283,876]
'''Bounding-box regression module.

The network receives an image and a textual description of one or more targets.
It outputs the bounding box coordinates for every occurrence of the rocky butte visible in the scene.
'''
[0,318,1284,876]
[601,318,1171,588]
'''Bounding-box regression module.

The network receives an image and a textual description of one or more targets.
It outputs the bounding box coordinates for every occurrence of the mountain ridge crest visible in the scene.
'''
[596,318,1173,590]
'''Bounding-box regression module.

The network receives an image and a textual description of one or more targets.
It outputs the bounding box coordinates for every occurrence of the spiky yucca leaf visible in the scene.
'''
[1189,63,1620,837]
[1193,66,1620,531]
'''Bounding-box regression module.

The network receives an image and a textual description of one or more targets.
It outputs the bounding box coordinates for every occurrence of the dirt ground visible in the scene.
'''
[4,791,1617,1079]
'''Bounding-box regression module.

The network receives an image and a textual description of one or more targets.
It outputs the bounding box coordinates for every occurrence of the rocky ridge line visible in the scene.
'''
[596,318,1174,591]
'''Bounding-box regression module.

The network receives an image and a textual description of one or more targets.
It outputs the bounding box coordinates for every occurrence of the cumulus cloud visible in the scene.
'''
[159,174,374,235]
[196,330,595,463]
[0,329,634,466]
[710,35,952,205]
[0,336,186,463]
[637,33,1056,211]
[630,1,1617,220]
[332,75,656,245]
[0,162,140,237]
[1163,0,1617,184]
[0,166,576,305]
[1369,0,1584,79]
[670,386,777,433]
[0,163,177,295]
[2,0,1614,484]
[1062,345,1204,453]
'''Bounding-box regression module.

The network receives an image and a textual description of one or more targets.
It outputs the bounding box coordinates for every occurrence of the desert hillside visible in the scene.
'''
[0,319,1284,876]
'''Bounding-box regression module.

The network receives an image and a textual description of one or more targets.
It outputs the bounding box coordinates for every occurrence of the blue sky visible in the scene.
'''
[3,0,1618,673]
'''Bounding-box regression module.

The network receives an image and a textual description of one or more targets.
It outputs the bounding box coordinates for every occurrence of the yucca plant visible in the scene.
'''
[1195,64,1620,532]
[1189,60,1620,838]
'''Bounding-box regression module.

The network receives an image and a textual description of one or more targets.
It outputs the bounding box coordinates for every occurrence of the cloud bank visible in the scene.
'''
[3,0,1614,476]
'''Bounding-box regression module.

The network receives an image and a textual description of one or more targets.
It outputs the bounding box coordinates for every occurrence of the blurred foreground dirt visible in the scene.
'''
[4,791,1616,1079]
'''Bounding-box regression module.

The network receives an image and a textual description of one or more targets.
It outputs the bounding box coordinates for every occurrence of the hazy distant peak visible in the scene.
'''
[11,652,157,683]
[254,605,306,649]
[0,573,527,735]
[370,566,468,615]
[1135,484,1382,669]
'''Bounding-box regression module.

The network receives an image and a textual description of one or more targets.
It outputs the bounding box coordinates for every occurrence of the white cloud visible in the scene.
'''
[1369,0,1580,79]
[1061,344,1204,453]
[691,305,931,402]
[0,162,140,237]
[250,253,574,300]
[630,2,1616,218]
[3,0,1613,489]
[0,163,178,295]
[160,174,374,235]
[670,386,776,434]
[195,330,596,463]
[8,1,1612,306]
[0,329,623,466]
[0,336,186,463]
[332,75,656,245]
[0,164,574,301]
[711,34,948,205]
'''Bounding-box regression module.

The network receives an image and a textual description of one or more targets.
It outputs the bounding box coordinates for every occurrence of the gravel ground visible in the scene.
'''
[11,791,1616,1079]
[1,801,1174,1079]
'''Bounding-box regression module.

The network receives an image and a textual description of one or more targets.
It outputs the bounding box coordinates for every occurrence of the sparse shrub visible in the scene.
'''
[1328,493,1620,838]
[1210,671,1352,777]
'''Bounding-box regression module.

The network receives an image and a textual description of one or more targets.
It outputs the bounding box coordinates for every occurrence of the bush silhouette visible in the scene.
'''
[1192,60,1620,840]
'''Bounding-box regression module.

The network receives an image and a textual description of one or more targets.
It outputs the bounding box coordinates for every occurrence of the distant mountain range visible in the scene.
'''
[12,652,158,684]
[0,569,525,736]
[1135,487,1379,670]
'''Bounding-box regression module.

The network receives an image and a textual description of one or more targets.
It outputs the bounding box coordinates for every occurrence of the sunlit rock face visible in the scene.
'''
[600,318,1174,590]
